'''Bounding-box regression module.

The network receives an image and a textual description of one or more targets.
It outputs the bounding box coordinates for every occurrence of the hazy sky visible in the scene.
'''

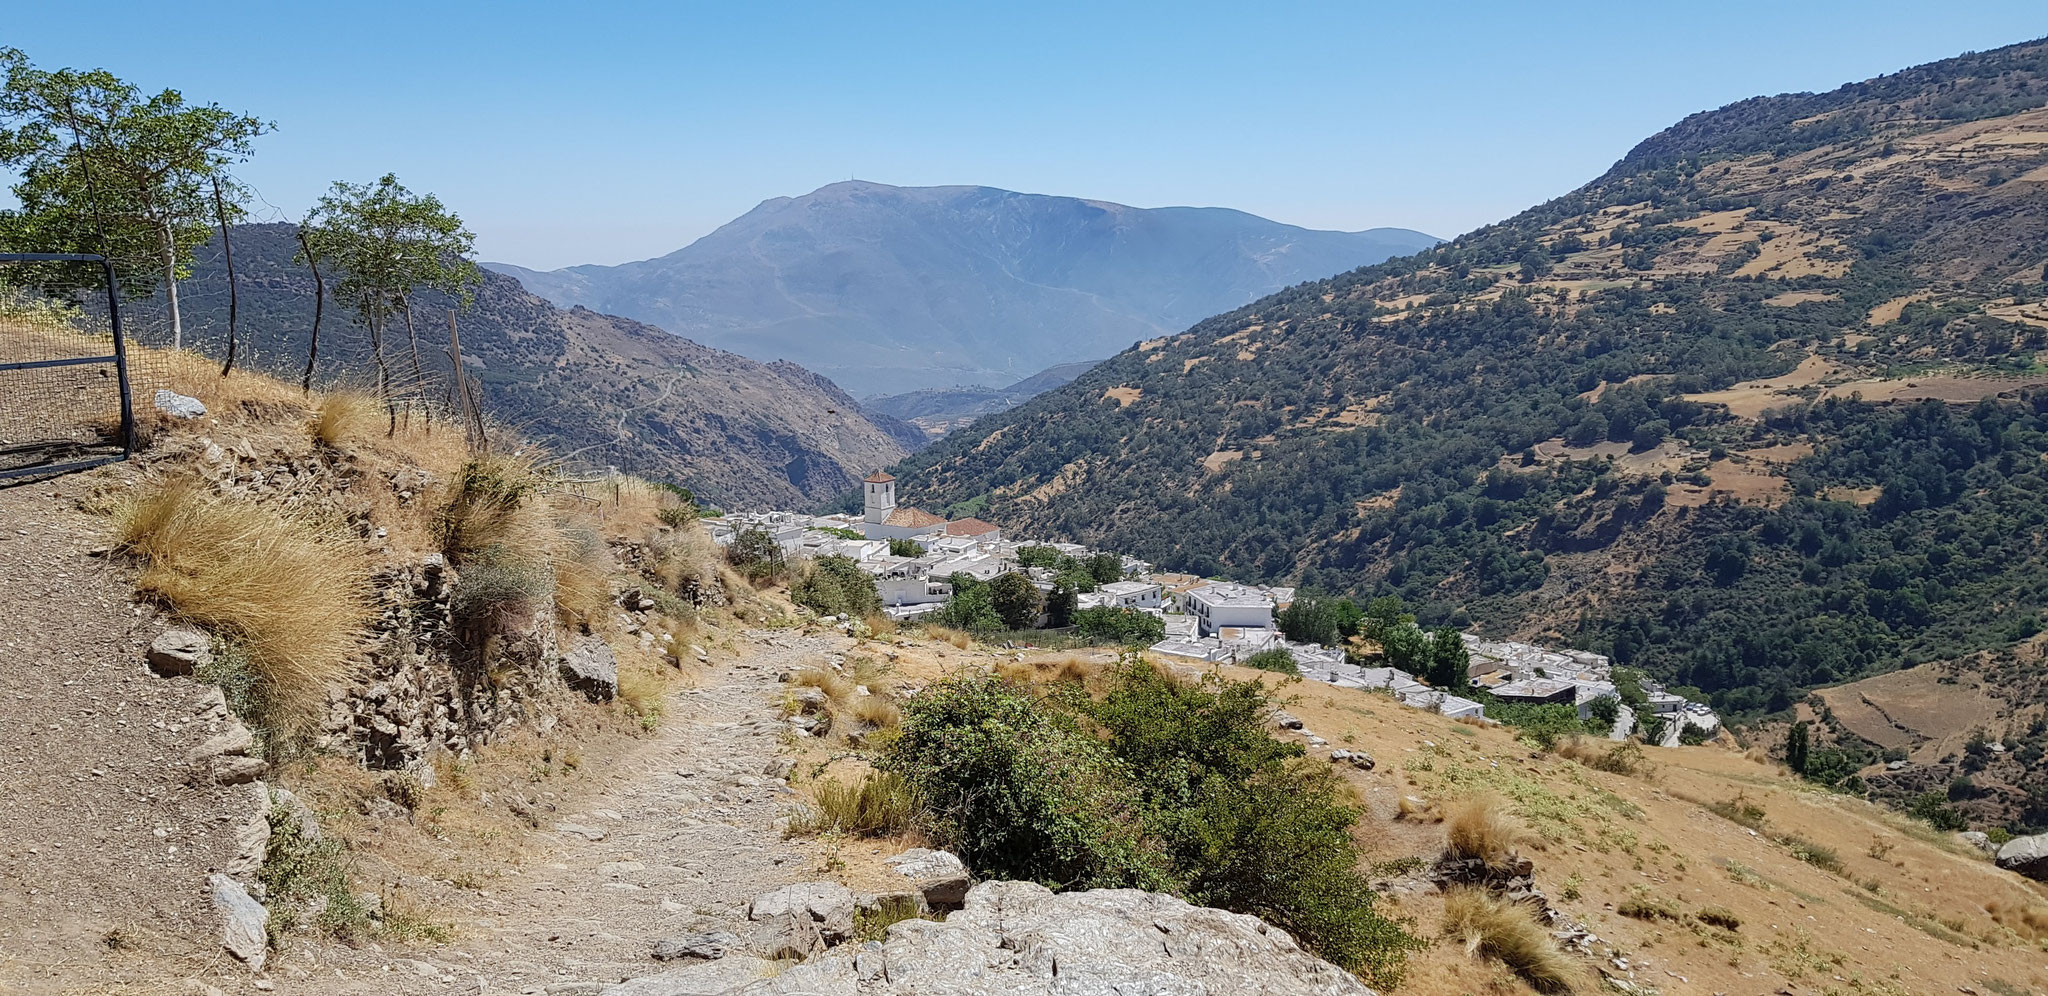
[6,2,2044,269]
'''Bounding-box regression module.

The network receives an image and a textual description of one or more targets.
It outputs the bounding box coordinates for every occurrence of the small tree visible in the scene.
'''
[725,528,787,583]
[987,571,1042,631]
[1045,579,1079,628]
[1424,626,1469,689]
[1085,552,1124,585]
[0,48,268,346]
[888,537,925,558]
[1277,594,1342,646]
[1784,720,1811,775]
[1586,694,1622,733]
[1075,607,1164,645]
[935,583,1001,634]
[303,173,478,429]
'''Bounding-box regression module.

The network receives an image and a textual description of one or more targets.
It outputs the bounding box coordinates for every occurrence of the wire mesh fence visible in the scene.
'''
[0,254,162,480]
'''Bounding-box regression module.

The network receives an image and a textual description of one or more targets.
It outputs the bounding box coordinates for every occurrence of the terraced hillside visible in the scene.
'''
[892,39,2048,723]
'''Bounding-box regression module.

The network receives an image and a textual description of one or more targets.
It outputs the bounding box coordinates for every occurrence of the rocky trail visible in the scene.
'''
[290,631,851,996]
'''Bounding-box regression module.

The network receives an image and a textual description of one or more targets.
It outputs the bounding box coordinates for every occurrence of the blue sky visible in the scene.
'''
[6,1,2044,269]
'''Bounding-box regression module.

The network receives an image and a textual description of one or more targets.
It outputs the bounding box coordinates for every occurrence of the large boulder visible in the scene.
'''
[721,880,1374,996]
[1996,832,2048,881]
[560,635,619,702]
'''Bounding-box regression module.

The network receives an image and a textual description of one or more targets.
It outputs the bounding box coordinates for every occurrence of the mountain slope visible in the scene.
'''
[485,181,1439,393]
[151,224,912,508]
[894,39,2048,723]
[864,359,1104,440]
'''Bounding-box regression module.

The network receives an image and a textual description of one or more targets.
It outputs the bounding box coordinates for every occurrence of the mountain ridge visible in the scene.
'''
[484,180,1438,393]
[886,37,2048,752]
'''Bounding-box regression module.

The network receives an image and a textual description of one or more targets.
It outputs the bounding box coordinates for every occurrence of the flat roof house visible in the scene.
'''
[1182,582,1274,637]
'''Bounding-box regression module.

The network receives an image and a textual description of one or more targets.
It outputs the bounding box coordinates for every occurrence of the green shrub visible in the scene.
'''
[1243,648,1300,674]
[1074,606,1165,645]
[882,663,1422,986]
[880,675,1167,891]
[260,797,372,942]
[791,555,882,618]
[725,527,789,583]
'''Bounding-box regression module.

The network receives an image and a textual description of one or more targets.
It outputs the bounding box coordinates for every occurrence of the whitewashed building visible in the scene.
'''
[1183,582,1275,637]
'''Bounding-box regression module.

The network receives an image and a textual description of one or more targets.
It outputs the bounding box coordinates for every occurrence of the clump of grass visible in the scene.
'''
[619,665,667,732]
[645,526,723,604]
[926,626,973,650]
[1783,836,1846,875]
[1695,905,1742,931]
[116,481,370,733]
[792,667,855,701]
[550,520,611,625]
[1396,795,1442,823]
[311,391,379,449]
[853,894,941,942]
[438,457,548,565]
[1618,886,1681,921]
[1706,794,1767,830]
[1445,794,1522,869]
[1443,887,1581,993]
[785,772,921,837]
[851,694,902,730]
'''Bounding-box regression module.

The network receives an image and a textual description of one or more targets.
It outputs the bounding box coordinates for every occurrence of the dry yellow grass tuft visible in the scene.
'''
[1445,794,1523,869]
[1443,887,1582,993]
[1396,795,1443,823]
[785,772,921,837]
[792,666,855,701]
[646,526,723,602]
[312,391,381,450]
[849,694,901,730]
[926,626,973,649]
[116,480,371,732]
[549,520,613,625]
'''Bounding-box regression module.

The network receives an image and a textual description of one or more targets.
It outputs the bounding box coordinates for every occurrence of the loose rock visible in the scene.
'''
[884,848,972,910]
[560,635,620,702]
[208,874,268,971]
[1995,832,2048,881]
[147,628,213,677]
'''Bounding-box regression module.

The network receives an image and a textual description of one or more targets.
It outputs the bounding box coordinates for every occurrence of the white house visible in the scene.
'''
[1099,580,1162,610]
[1182,582,1275,637]
[861,472,949,542]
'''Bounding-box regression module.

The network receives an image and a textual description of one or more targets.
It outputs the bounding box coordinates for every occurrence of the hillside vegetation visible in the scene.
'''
[895,40,2048,735]
[487,181,1440,393]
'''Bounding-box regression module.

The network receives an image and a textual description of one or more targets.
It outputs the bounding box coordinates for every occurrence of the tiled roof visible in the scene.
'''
[864,471,896,484]
[945,517,1000,536]
[883,507,946,528]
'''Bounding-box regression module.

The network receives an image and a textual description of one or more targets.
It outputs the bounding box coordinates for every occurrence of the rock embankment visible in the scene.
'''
[616,880,1375,996]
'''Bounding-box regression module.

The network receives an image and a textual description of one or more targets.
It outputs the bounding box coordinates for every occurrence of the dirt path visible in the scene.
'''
[284,632,848,995]
[0,474,261,994]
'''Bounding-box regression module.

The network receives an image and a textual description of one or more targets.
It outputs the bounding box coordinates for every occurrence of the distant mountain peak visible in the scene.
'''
[484,184,1436,394]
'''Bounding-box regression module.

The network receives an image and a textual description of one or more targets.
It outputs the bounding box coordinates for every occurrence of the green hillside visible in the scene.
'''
[891,38,2048,718]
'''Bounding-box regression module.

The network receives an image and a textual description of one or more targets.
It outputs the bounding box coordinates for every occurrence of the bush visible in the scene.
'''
[1909,792,1968,831]
[883,665,1421,985]
[1242,648,1300,674]
[1783,836,1846,875]
[1074,606,1165,645]
[1443,887,1580,993]
[987,571,1042,630]
[880,675,1167,891]
[725,527,789,583]
[1695,905,1742,931]
[791,555,882,618]
[934,584,1002,634]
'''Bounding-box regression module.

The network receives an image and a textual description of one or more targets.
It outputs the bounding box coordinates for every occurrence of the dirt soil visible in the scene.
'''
[0,472,259,994]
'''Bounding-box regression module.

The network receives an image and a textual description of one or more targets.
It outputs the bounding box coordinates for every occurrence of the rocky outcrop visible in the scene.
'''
[322,552,564,770]
[1996,833,2048,881]
[706,881,1373,996]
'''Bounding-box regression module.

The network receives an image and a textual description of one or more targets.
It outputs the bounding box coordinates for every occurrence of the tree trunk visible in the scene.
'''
[298,227,324,393]
[368,292,394,435]
[161,221,183,350]
[400,294,430,427]
[213,178,239,376]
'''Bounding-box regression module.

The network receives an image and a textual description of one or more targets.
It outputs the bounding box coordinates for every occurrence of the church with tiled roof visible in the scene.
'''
[860,471,1000,543]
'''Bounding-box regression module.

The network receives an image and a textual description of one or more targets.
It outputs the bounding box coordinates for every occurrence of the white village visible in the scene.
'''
[704,470,1723,745]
